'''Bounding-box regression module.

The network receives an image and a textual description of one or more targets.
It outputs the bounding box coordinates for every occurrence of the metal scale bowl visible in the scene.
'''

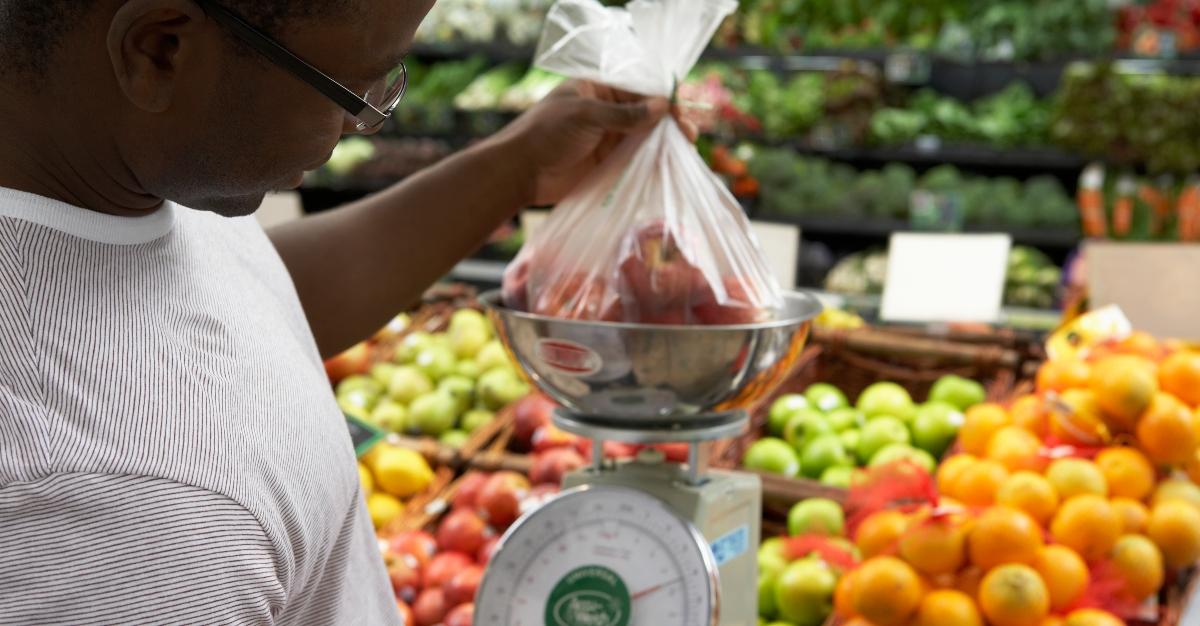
[475,290,821,626]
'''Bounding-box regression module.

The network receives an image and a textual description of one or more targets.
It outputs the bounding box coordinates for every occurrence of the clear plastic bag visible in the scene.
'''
[502,0,783,325]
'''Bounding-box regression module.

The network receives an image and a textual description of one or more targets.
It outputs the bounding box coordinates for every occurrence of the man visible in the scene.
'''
[0,0,681,623]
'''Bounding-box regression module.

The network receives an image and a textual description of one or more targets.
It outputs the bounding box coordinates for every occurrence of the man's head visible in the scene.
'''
[0,0,433,216]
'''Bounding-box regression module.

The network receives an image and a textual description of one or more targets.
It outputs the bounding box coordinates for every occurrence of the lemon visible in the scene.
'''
[367,492,403,530]
[357,463,375,497]
[371,447,433,498]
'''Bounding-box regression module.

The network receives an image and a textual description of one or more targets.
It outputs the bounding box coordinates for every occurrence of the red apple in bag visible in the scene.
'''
[691,275,766,325]
[533,272,621,321]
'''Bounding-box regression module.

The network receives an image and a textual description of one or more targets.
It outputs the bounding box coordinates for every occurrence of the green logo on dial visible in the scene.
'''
[544,565,631,626]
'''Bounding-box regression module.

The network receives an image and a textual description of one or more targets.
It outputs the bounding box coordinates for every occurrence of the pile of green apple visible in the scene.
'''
[759,497,855,626]
[335,309,531,448]
[743,375,986,487]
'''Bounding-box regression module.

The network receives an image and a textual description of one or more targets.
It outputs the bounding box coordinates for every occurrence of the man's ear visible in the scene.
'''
[107,0,208,113]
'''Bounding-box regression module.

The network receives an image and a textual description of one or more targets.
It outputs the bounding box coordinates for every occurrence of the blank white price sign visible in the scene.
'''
[1087,241,1200,340]
[881,233,1012,323]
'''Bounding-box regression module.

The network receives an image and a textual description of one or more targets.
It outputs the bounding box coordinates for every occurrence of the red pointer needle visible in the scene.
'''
[632,579,680,600]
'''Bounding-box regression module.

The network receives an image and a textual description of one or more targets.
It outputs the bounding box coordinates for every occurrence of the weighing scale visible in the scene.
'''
[476,291,820,626]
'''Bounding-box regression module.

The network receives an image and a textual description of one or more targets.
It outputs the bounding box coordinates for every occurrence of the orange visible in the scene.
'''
[1049,389,1111,446]
[1064,608,1127,626]
[1051,495,1122,561]
[1038,359,1092,394]
[956,460,1010,507]
[1185,449,1200,484]
[834,568,859,618]
[850,556,924,626]
[1094,447,1155,500]
[911,589,982,626]
[1033,545,1089,611]
[1090,355,1158,433]
[1111,534,1165,600]
[960,404,1012,456]
[1146,500,1200,569]
[954,566,985,599]
[936,454,977,499]
[1045,458,1109,500]
[1151,478,1200,510]
[841,618,878,626]
[1159,350,1200,406]
[978,564,1050,626]
[996,471,1060,525]
[855,510,909,559]
[1136,392,1199,465]
[898,512,967,576]
[968,507,1044,570]
[1111,497,1150,533]
[987,426,1046,472]
[1041,618,1065,626]
[1011,394,1049,437]
[1113,331,1165,361]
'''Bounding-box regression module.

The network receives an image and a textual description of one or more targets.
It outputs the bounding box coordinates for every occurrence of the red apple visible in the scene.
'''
[452,472,489,511]
[691,276,764,325]
[423,551,473,590]
[477,471,531,529]
[444,603,474,626]
[412,588,448,626]
[529,447,586,486]
[443,565,484,608]
[387,557,421,604]
[513,394,556,448]
[396,600,415,626]
[651,442,691,463]
[324,342,371,383]
[576,438,638,461]
[520,483,561,516]
[436,510,490,556]
[388,531,438,570]
[532,424,581,453]
[477,536,501,566]
[533,273,621,322]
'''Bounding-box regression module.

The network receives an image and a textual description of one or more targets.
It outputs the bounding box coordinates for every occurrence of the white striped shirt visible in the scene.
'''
[0,187,399,625]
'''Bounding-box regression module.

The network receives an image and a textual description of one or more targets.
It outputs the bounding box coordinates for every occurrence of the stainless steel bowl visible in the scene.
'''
[481,290,821,421]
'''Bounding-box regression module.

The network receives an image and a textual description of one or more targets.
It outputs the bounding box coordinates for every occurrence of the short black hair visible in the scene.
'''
[0,0,351,77]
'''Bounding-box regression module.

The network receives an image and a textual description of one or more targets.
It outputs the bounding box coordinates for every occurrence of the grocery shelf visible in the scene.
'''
[752,214,1080,249]
[785,140,1087,172]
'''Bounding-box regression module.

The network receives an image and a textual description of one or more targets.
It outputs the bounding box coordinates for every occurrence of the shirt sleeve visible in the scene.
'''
[0,473,286,625]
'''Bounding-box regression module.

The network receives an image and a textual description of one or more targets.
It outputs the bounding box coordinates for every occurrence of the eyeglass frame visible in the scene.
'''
[195,0,407,131]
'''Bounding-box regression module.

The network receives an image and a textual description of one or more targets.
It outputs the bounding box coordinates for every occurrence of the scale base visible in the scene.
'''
[563,456,761,626]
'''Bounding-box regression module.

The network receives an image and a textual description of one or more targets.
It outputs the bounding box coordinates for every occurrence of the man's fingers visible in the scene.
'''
[583,97,670,132]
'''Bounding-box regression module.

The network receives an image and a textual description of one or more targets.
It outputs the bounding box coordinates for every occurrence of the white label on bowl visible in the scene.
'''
[536,338,603,376]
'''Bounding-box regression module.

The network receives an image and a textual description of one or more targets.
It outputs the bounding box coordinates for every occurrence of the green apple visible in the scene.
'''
[369,363,398,388]
[799,435,850,479]
[825,407,863,432]
[437,375,475,414]
[394,331,433,364]
[454,359,482,380]
[759,573,779,620]
[387,366,433,404]
[475,339,510,372]
[337,397,370,421]
[448,311,491,359]
[449,309,491,337]
[415,344,457,382]
[869,443,936,474]
[805,383,850,413]
[743,438,801,477]
[337,389,377,413]
[911,401,964,459]
[787,498,845,537]
[439,429,471,449]
[477,367,530,410]
[774,558,837,626]
[768,394,810,436]
[410,392,458,436]
[857,416,911,464]
[336,375,382,399]
[783,409,834,452]
[460,409,495,433]
[819,465,857,489]
[759,537,788,564]
[929,374,986,411]
[838,429,861,458]
[370,400,408,433]
[857,382,916,423]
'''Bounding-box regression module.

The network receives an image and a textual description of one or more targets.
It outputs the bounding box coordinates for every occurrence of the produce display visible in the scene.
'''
[743,375,984,487]
[331,308,530,447]
[359,443,437,531]
[415,0,552,47]
[870,83,1052,148]
[824,245,1063,310]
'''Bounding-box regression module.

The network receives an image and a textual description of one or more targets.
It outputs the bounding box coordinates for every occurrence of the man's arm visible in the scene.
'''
[269,82,671,358]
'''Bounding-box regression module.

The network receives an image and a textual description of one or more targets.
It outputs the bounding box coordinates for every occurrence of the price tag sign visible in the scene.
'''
[885,50,931,85]
[345,413,385,458]
[881,233,1012,323]
[749,220,800,288]
[1087,241,1200,340]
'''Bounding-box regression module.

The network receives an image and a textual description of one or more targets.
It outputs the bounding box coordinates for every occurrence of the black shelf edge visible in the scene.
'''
[781,141,1088,171]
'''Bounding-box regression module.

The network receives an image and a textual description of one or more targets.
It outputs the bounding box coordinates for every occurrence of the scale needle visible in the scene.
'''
[632,578,681,600]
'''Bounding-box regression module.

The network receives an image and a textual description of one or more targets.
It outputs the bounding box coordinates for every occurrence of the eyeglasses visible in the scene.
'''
[196,0,407,131]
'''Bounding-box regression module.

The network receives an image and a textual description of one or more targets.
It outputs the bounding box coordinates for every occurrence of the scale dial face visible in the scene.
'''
[474,485,718,626]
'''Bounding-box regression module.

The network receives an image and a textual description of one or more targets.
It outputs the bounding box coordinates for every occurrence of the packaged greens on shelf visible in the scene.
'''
[454,63,525,111]
[497,68,565,111]
[869,83,1052,148]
